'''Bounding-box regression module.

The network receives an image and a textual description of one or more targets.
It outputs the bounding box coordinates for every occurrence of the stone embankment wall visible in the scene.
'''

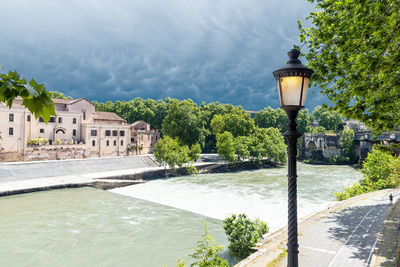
[0,144,121,162]
[0,155,155,182]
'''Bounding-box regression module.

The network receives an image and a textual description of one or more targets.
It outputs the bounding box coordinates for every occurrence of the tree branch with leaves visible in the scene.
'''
[0,70,55,122]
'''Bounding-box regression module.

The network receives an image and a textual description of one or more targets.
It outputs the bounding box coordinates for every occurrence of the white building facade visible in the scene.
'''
[0,98,130,161]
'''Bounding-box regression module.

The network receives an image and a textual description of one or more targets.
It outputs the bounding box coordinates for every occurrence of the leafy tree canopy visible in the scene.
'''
[94,97,169,130]
[255,107,310,134]
[341,128,356,161]
[154,136,201,173]
[0,70,55,122]
[211,108,255,137]
[311,106,344,131]
[223,214,269,260]
[216,127,287,164]
[49,91,72,100]
[299,0,400,132]
[162,99,206,146]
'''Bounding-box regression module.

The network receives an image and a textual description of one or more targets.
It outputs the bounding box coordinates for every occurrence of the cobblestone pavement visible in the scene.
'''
[242,189,399,267]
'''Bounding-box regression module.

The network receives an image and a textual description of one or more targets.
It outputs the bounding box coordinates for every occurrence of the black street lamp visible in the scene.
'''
[273,48,314,267]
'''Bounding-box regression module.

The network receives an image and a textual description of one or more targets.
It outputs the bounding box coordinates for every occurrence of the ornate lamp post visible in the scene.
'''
[273,48,314,267]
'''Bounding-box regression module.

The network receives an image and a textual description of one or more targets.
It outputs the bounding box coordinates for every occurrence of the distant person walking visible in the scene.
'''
[389,193,393,204]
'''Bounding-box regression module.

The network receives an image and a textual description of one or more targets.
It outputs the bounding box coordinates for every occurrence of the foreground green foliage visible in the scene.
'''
[0,70,55,122]
[223,214,269,260]
[174,222,229,267]
[335,147,400,200]
[299,0,400,132]
[154,136,201,174]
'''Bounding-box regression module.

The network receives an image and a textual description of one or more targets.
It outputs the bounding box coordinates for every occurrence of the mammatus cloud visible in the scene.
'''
[0,0,327,110]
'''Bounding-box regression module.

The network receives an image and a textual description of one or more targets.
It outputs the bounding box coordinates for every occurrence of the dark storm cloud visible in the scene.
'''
[0,0,328,110]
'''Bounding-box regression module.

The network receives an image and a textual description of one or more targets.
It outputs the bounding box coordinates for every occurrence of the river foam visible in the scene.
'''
[110,163,362,231]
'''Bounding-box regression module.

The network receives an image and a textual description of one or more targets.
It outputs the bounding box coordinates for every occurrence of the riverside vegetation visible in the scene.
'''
[171,215,268,267]
[335,145,400,200]
[51,90,348,167]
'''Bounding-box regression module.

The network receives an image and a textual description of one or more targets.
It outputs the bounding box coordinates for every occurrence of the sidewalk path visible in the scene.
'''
[241,189,399,267]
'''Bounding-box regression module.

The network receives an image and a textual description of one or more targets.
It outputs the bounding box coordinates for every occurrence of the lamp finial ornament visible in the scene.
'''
[286,49,301,64]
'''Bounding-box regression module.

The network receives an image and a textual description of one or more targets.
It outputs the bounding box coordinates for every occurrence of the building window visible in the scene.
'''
[121,140,124,146]
[112,130,118,136]
[40,129,44,133]
[106,140,110,146]
[58,117,62,123]
[91,130,97,136]
[73,118,77,124]
[9,127,14,136]
[120,130,125,136]
[49,117,56,123]
[131,138,135,142]
[9,113,14,122]
[92,140,95,146]
[113,140,117,146]
[105,130,111,136]
[39,117,45,123]
[82,110,86,120]
[27,115,31,122]
[73,129,77,136]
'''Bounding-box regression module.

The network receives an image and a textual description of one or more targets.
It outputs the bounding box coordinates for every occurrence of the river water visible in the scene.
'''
[0,163,361,266]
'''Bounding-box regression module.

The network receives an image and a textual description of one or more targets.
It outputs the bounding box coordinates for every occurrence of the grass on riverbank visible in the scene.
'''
[335,147,400,201]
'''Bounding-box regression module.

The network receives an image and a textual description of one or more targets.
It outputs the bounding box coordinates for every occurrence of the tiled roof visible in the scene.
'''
[52,98,73,104]
[93,111,126,122]
[131,120,148,126]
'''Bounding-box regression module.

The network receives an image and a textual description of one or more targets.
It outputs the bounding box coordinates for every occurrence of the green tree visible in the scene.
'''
[0,70,55,122]
[154,136,201,174]
[154,136,186,170]
[211,109,255,138]
[223,214,269,260]
[256,107,310,134]
[361,148,395,186]
[298,0,400,132]
[255,107,288,134]
[235,136,251,162]
[49,91,72,99]
[248,127,287,164]
[297,109,311,134]
[306,125,327,134]
[162,99,206,146]
[340,128,355,161]
[311,106,344,132]
[216,132,236,163]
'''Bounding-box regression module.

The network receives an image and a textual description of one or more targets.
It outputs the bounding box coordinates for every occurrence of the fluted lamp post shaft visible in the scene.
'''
[272,48,314,267]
